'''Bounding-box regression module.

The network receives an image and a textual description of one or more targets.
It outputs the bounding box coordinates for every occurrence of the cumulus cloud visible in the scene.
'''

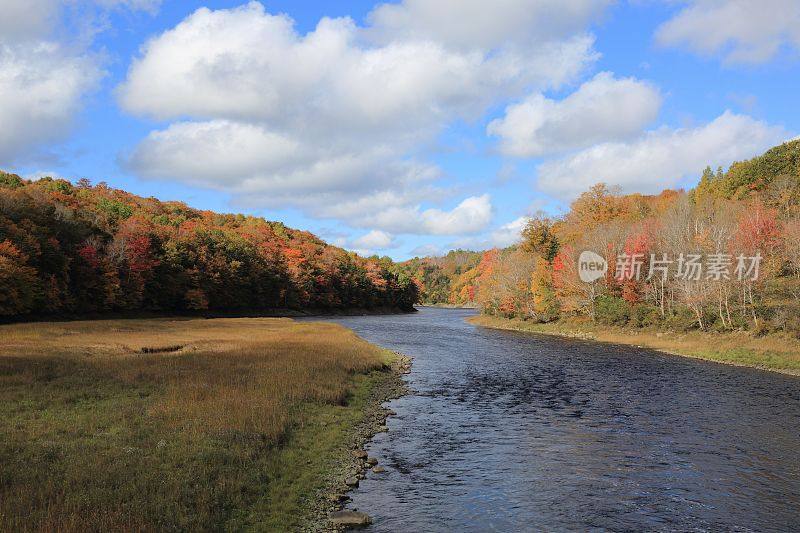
[0,43,100,162]
[367,0,611,50]
[0,3,101,163]
[488,72,662,157]
[24,170,64,181]
[118,4,595,128]
[352,230,396,250]
[0,0,162,45]
[656,0,800,64]
[342,194,493,236]
[127,121,302,184]
[491,216,529,247]
[0,0,160,164]
[119,1,604,235]
[409,243,443,257]
[537,111,790,199]
[447,213,528,251]
[419,195,493,235]
[0,0,59,41]
[95,0,161,13]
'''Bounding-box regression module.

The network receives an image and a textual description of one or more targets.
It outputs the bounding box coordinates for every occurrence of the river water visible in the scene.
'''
[319,307,800,532]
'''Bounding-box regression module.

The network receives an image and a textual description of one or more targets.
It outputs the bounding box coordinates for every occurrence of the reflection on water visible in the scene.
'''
[318,308,800,532]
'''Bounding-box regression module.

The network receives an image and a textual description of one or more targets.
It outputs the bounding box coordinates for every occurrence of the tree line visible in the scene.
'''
[405,140,800,336]
[0,172,418,318]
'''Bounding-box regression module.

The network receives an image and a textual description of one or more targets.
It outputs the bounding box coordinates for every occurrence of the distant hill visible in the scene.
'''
[696,139,800,199]
[0,172,418,318]
[392,249,483,305]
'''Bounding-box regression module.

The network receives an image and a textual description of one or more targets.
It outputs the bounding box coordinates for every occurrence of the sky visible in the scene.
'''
[1,0,799,260]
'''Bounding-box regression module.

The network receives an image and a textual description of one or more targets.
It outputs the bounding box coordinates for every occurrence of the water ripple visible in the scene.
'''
[317,308,800,532]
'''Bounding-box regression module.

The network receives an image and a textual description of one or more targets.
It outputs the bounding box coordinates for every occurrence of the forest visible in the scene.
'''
[406,140,800,337]
[392,250,483,305]
[0,173,418,319]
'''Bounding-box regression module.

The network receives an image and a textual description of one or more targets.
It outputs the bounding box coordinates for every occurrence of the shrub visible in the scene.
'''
[751,320,772,337]
[595,295,631,326]
[0,172,23,189]
[664,306,698,331]
[629,304,662,328]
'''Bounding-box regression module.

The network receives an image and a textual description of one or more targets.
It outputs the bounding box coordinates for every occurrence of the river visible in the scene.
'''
[319,307,800,531]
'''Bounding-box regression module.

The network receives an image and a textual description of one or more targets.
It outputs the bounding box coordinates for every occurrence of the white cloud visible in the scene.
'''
[95,0,161,13]
[0,0,160,164]
[24,170,64,181]
[419,195,493,235]
[488,72,661,157]
[339,229,399,257]
[491,216,529,247]
[656,0,800,64]
[409,243,442,257]
[352,230,396,250]
[119,1,603,235]
[367,0,612,50]
[118,2,597,131]
[537,111,790,199]
[0,0,59,41]
[127,120,303,184]
[0,0,161,44]
[333,194,493,235]
[0,42,100,163]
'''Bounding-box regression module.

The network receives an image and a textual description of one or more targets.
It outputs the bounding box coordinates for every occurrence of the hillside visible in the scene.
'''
[0,172,418,318]
[696,139,800,200]
[462,139,800,343]
[392,249,483,305]
[411,140,800,336]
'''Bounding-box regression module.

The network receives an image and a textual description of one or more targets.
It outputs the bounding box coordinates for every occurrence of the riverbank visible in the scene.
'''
[0,305,416,325]
[307,351,411,532]
[468,315,800,376]
[0,317,408,531]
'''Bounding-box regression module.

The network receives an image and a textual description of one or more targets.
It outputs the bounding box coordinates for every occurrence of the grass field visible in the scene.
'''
[0,317,394,531]
[469,315,800,376]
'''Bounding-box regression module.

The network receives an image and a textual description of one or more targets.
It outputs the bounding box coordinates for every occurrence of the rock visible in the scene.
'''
[329,510,372,527]
[351,449,368,460]
[371,466,386,474]
[378,425,388,432]
[345,477,359,488]
[386,410,397,416]
[366,457,378,466]
[327,494,349,503]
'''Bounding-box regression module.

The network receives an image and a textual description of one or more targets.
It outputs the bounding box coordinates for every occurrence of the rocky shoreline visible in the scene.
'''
[301,352,413,531]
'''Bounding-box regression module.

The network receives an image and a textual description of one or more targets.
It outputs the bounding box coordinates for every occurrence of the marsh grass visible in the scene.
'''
[0,317,392,531]
[469,315,800,375]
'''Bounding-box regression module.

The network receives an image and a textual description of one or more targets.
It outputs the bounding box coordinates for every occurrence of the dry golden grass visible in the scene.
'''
[0,317,392,531]
[469,315,800,375]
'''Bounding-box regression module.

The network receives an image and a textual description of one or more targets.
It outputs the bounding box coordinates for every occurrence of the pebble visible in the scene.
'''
[351,449,368,460]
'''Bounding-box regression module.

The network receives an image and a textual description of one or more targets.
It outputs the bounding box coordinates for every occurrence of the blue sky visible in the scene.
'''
[2,0,798,259]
